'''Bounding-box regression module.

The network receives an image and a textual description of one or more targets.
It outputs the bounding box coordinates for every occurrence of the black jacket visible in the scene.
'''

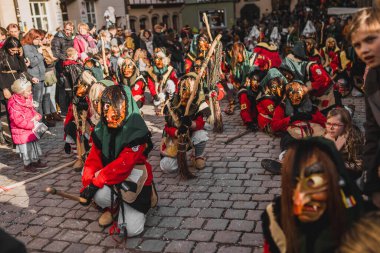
[51,31,74,73]
[363,67,380,194]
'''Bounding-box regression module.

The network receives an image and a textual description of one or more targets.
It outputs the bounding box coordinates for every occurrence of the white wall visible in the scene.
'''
[0,0,18,28]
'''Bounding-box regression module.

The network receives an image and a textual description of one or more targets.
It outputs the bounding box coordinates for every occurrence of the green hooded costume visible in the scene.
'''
[92,85,152,166]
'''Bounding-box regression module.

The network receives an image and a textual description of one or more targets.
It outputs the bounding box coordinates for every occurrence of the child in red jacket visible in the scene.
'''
[8,78,48,173]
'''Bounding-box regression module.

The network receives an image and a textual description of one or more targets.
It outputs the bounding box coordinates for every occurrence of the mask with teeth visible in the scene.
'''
[292,162,328,223]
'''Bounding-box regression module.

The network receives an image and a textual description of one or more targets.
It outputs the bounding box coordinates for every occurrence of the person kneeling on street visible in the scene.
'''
[80,85,157,238]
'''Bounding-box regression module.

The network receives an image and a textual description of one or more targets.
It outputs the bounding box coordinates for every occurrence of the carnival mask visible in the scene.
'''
[267,78,284,98]
[327,39,336,51]
[194,60,206,78]
[103,100,126,128]
[249,76,260,92]
[180,78,195,106]
[122,59,135,78]
[154,55,164,69]
[293,162,328,223]
[198,37,209,52]
[286,82,305,106]
[76,82,89,97]
[281,69,294,82]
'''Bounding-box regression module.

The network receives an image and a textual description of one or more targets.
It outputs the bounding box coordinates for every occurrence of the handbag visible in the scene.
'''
[44,70,57,87]
[32,121,48,139]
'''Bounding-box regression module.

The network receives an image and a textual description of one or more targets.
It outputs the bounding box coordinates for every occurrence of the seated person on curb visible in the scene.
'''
[262,138,365,253]
[160,72,211,172]
[80,85,156,238]
[324,107,364,180]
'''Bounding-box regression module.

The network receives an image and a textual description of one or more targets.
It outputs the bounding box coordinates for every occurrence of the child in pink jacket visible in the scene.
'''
[7,78,48,173]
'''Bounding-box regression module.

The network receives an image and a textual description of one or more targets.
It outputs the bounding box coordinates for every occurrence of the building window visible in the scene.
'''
[85,1,96,24]
[60,2,69,21]
[152,16,159,27]
[140,17,147,30]
[162,15,169,27]
[29,1,49,30]
[199,9,226,28]
[130,19,136,32]
[172,15,178,31]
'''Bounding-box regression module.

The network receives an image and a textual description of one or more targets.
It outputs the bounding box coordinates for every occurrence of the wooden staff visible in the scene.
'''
[46,186,88,204]
[101,37,109,77]
[202,13,213,42]
[224,129,251,145]
[178,34,223,179]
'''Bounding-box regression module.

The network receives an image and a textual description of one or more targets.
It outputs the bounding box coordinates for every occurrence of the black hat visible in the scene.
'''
[292,41,308,61]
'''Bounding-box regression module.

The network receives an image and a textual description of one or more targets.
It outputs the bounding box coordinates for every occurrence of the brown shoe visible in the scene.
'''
[98,210,113,227]
[73,158,84,172]
[32,160,48,170]
[193,157,206,170]
[24,164,39,174]
[43,115,56,127]
[51,112,63,121]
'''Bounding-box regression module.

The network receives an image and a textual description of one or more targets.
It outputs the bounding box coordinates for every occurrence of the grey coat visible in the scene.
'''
[23,44,46,81]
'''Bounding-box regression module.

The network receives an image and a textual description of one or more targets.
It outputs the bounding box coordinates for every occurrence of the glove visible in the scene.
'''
[177,125,188,135]
[247,121,258,132]
[181,116,192,127]
[80,183,99,206]
[290,113,312,122]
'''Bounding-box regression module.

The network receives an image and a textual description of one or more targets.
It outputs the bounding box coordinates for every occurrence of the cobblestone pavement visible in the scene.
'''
[0,95,365,253]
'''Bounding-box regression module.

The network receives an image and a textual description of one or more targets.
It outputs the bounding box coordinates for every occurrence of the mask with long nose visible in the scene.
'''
[293,162,328,223]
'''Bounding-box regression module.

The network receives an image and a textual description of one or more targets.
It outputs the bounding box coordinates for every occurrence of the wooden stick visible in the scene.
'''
[202,13,213,42]
[46,186,88,204]
[0,160,75,194]
[101,37,109,77]
[224,129,251,144]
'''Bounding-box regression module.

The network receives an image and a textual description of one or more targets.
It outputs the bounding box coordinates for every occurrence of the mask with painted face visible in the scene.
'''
[122,58,136,78]
[76,81,90,97]
[198,36,209,52]
[249,75,260,92]
[101,87,127,128]
[267,77,284,98]
[293,162,328,223]
[286,81,305,106]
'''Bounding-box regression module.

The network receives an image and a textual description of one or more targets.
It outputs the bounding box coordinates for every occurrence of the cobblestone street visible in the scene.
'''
[0,95,365,253]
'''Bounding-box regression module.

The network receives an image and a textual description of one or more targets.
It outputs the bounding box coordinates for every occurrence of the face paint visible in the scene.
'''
[287,82,305,106]
[103,100,126,128]
[154,56,164,69]
[293,162,328,223]
[123,59,135,78]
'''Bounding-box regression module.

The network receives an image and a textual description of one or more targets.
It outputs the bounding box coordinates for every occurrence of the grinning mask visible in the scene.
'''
[76,81,90,97]
[198,35,209,52]
[101,86,127,128]
[286,81,305,106]
[281,68,295,82]
[179,77,195,106]
[194,59,206,78]
[267,77,284,98]
[293,162,328,223]
[122,58,136,78]
[248,75,260,92]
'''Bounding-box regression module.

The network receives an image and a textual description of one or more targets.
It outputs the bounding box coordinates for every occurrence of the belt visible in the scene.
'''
[1,70,17,74]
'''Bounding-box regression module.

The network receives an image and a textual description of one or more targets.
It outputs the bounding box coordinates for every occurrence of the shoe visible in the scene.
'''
[246,122,259,132]
[24,164,39,174]
[73,158,84,172]
[261,159,282,175]
[43,116,56,127]
[224,100,235,115]
[98,210,113,227]
[31,160,48,170]
[51,112,63,121]
[193,157,206,170]
[64,143,71,154]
